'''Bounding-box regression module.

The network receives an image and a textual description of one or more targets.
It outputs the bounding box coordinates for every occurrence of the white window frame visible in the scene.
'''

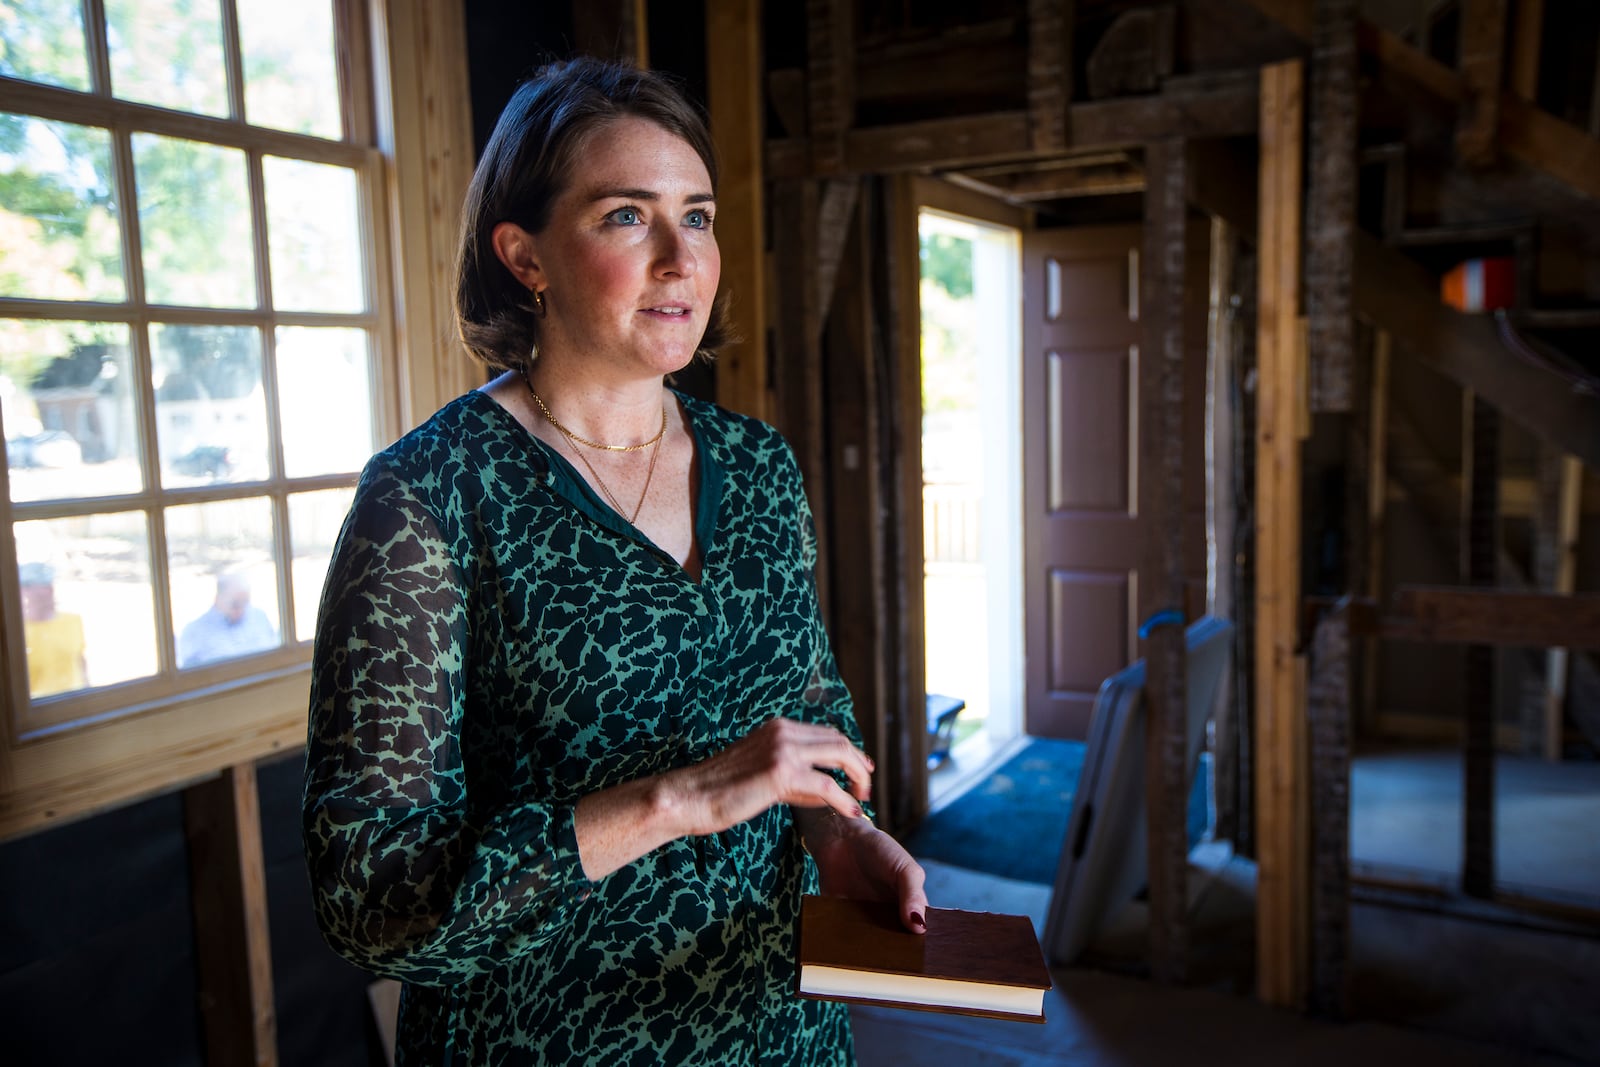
[0,0,474,839]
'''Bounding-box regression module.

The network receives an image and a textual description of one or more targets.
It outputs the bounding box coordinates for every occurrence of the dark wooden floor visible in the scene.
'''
[849,860,1595,1066]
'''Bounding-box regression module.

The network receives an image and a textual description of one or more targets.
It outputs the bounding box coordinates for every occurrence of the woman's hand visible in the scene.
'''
[797,807,929,934]
[671,717,874,835]
[574,717,874,881]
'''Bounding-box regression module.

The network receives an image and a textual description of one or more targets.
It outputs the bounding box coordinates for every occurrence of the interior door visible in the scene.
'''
[1022,225,1147,739]
[1022,223,1210,739]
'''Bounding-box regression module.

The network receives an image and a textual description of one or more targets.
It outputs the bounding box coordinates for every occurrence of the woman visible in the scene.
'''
[303,57,927,1065]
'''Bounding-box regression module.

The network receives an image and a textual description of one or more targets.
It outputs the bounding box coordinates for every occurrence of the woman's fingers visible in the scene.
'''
[689,717,875,833]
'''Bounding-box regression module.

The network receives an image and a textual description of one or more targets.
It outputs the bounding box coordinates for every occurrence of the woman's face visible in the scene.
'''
[525,116,720,378]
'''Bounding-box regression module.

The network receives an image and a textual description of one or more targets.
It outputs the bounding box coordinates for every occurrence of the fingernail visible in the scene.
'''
[853,805,865,818]
[910,912,925,931]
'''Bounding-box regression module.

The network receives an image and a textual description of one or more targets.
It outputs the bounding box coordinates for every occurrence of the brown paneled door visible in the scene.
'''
[1023,225,1146,740]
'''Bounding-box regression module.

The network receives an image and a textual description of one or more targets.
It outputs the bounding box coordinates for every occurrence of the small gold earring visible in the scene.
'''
[531,288,546,318]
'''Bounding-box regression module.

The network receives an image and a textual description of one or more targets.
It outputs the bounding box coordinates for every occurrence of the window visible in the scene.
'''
[1,0,382,738]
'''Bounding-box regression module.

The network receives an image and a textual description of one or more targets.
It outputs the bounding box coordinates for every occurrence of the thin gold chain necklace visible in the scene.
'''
[524,375,666,525]
[524,375,667,452]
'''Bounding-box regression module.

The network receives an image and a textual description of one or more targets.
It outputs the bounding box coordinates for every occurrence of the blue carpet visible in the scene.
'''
[905,737,1211,885]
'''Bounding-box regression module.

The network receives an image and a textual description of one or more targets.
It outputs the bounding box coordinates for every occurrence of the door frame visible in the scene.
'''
[891,177,1030,812]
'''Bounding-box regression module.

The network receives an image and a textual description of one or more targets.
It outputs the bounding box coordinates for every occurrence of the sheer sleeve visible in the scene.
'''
[302,460,591,985]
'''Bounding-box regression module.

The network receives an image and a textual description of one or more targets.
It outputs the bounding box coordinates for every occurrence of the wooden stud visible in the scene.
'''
[1027,0,1074,153]
[1541,454,1584,760]
[1508,0,1544,103]
[806,0,854,175]
[770,179,829,608]
[1142,136,1191,986]
[572,0,649,67]
[1306,0,1357,413]
[185,763,277,1067]
[1255,57,1309,1011]
[824,180,891,821]
[1456,0,1509,167]
[383,0,476,427]
[1307,600,1352,1018]
[887,175,930,829]
[706,0,770,421]
[1206,216,1239,843]
[1461,394,1499,899]
[1361,331,1391,735]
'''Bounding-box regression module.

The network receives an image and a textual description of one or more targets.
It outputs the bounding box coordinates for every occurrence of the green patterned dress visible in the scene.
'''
[303,389,859,1065]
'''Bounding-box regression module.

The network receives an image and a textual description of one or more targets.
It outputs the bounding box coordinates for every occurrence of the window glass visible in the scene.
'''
[105,0,228,117]
[133,134,256,308]
[165,497,281,669]
[151,324,269,486]
[0,0,91,90]
[276,326,372,477]
[264,156,364,312]
[237,0,341,139]
[2,319,142,502]
[288,486,352,642]
[15,512,157,696]
[0,115,125,302]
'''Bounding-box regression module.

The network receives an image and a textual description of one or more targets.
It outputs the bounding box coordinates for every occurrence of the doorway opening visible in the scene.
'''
[917,209,1024,808]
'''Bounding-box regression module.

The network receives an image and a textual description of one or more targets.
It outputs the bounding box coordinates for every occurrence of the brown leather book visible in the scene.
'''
[796,895,1052,1022]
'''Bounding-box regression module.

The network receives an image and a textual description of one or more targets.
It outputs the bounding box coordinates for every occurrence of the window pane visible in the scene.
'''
[105,0,227,116]
[0,115,125,302]
[263,156,363,312]
[2,320,142,502]
[288,486,351,643]
[166,497,281,668]
[152,324,269,486]
[237,0,341,139]
[15,513,157,696]
[133,134,255,308]
[276,326,372,476]
[0,0,91,90]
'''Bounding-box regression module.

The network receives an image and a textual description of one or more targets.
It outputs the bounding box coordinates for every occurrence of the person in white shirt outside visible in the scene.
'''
[177,572,277,668]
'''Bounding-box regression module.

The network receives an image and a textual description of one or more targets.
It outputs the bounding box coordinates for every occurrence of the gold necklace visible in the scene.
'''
[525,378,667,453]
[525,375,667,525]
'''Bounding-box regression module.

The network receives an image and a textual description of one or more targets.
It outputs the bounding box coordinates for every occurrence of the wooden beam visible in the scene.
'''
[1351,230,1600,469]
[765,71,1260,177]
[185,763,277,1067]
[572,0,649,67]
[706,0,769,421]
[951,162,1145,201]
[1250,1,1600,202]
[1307,600,1352,1018]
[1255,58,1309,1012]
[806,0,854,175]
[1306,0,1357,413]
[1085,6,1176,100]
[1142,136,1191,987]
[1456,0,1509,167]
[1384,588,1600,650]
[1027,0,1074,152]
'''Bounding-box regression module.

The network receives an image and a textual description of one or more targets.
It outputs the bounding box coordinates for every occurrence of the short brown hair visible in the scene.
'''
[454,57,730,373]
